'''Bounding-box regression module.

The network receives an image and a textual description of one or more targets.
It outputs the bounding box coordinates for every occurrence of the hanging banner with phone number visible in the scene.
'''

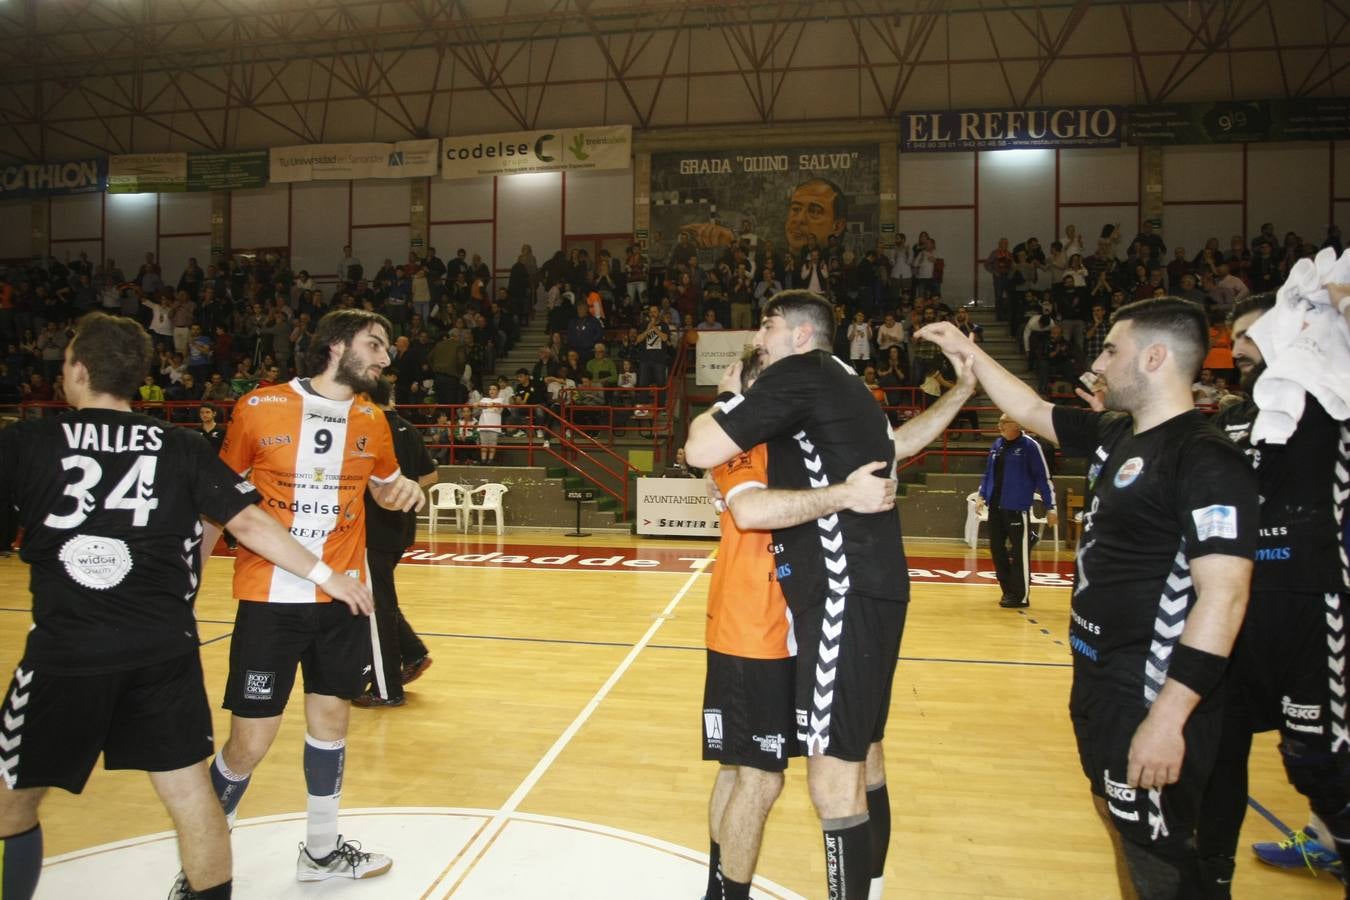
[1126,98,1350,144]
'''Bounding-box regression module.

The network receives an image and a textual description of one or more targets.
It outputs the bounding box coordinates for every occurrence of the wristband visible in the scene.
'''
[1165,643,1228,697]
[712,390,740,412]
[305,560,334,585]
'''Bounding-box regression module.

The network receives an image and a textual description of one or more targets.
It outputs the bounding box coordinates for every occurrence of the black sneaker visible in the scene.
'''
[999,596,1029,608]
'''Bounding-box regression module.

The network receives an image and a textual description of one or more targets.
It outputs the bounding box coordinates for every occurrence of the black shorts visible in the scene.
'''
[793,595,907,762]
[0,652,213,794]
[702,651,799,772]
[1071,681,1221,849]
[1226,590,1350,752]
[223,601,373,717]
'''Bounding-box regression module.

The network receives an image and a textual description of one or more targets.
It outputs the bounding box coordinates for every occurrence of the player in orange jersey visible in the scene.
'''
[700,349,900,900]
[202,309,425,885]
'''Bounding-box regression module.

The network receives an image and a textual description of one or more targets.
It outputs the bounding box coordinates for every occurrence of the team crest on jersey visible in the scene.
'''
[355,436,368,452]
[1113,457,1144,488]
[59,534,132,590]
[725,452,753,473]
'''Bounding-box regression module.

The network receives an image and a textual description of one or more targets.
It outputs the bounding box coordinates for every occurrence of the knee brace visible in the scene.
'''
[1280,742,1350,824]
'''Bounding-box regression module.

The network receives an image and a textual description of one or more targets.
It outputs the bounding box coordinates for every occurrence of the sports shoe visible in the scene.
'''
[1253,826,1343,875]
[402,655,433,685]
[296,837,392,881]
[167,871,223,899]
[351,692,405,708]
[999,595,1029,608]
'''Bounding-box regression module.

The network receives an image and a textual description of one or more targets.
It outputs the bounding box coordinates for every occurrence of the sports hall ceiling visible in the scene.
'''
[0,0,1346,164]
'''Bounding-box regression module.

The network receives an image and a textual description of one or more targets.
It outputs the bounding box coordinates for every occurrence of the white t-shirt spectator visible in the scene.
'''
[478,396,505,431]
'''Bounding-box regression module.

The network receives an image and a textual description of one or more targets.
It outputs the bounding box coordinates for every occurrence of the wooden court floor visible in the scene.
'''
[0,532,1338,898]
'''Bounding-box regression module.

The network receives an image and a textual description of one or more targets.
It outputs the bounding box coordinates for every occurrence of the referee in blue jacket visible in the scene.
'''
[977,414,1056,608]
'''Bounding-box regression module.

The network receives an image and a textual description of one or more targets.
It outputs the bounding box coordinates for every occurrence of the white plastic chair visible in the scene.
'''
[427,483,469,533]
[964,490,1058,551]
[466,483,509,534]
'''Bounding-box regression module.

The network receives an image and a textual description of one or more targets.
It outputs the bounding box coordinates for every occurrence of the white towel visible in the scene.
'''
[1248,247,1350,444]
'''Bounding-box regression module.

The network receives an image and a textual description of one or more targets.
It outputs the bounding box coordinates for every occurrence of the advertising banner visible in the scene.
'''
[1127,98,1350,144]
[441,125,631,179]
[188,150,269,191]
[0,159,106,197]
[693,330,755,386]
[635,477,719,537]
[269,139,438,183]
[900,107,1123,152]
[108,153,188,193]
[649,144,880,267]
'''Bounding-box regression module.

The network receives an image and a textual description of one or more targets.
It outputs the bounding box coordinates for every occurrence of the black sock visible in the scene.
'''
[189,880,232,899]
[1,823,42,900]
[706,840,722,900]
[719,872,751,900]
[822,817,870,900]
[866,783,891,878]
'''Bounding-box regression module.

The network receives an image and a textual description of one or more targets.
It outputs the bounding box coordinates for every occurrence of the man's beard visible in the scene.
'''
[333,346,382,394]
[1237,359,1266,395]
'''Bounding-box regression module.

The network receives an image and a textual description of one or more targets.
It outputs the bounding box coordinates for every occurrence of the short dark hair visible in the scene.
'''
[762,289,835,349]
[739,348,765,391]
[68,312,154,400]
[1110,297,1209,380]
[305,309,392,375]
[1229,291,1277,326]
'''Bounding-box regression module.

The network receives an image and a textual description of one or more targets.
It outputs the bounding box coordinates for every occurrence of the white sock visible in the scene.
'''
[1311,813,1330,842]
[868,876,885,899]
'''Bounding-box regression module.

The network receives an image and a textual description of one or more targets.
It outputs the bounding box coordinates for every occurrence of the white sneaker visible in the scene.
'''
[296,837,392,881]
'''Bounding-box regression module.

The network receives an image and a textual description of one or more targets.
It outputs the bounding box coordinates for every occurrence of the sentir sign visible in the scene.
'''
[901,106,1122,152]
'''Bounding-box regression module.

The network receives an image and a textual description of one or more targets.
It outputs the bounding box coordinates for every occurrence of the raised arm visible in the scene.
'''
[891,350,977,460]
[915,322,1058,443]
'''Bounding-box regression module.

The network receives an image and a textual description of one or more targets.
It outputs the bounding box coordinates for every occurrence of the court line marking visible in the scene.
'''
[423,552,714,898]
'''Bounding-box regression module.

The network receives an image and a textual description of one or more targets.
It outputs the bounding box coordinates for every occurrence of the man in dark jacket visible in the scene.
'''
[976,414,1057,608]
[353,378,440,708]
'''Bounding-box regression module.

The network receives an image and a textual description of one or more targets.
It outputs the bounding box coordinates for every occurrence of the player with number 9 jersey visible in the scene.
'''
[220,379,400,605]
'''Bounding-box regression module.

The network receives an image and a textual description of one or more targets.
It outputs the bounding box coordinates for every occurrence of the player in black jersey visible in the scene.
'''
[1196,289,1350,897]
[919,299,1258,900]
[0,313,372,900]
[687,289,977,900]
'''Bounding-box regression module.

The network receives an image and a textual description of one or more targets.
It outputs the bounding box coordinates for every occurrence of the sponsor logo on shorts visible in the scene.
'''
[235,481,257,495]
[1283,696,1324,733]
[753,733,786,760]
[244,670,275,700]
[703,709,723,750]
[59,534,133,591]
[1103,769,1136,804]
[795,708,809,728]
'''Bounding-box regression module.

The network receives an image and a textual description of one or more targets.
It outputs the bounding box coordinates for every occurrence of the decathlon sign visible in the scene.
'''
[441,126,631,179]
[0,159,106,197]
[901,106,1122,152]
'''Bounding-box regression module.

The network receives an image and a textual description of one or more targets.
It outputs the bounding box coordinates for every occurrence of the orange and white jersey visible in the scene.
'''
[706,444,794,660]
[220,378,400,603]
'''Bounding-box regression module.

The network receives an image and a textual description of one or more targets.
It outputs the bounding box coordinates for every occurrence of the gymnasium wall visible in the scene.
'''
[11,137,1341,299]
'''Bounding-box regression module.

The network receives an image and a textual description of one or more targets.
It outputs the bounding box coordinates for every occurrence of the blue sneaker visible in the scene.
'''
[1252,826,1343,876]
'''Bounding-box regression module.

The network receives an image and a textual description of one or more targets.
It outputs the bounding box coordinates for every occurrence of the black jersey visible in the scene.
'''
[714,350,906,611]
[0,409,260,674]
[1215,396,1349,593]
[365,410,437,553]
[1053,407,1258,703]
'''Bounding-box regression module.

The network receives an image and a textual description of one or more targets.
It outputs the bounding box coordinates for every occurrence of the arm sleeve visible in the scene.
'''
[713,445,769,505]
[1026,437,1055,509]
[218,403,257,475]
[712,355,817,452]
[368,413,402,484]
[1051,405,1108,456]
[1175,433,1260,561]
[187,432,261,524]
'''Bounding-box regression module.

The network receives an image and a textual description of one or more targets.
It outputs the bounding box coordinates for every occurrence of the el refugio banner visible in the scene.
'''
[901,106,1123,152]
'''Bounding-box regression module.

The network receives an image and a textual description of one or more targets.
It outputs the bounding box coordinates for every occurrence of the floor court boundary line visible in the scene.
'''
[424,551,715,898]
